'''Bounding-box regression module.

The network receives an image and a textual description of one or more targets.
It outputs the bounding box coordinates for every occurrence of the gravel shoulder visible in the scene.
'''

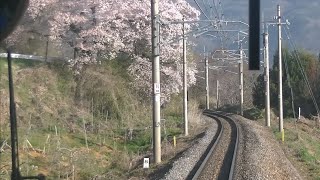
[232,114,302,180]
[157,115,218,180]
[134,113,303,180]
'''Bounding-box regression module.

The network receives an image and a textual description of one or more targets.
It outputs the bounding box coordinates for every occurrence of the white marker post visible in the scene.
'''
[143,158,150,169]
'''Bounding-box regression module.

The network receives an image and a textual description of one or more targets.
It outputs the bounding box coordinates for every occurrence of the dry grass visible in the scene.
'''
[0,59,207,179]
[253,114,320,180]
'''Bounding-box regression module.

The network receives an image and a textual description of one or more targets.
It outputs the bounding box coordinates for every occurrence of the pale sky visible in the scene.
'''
[189,0,320,54]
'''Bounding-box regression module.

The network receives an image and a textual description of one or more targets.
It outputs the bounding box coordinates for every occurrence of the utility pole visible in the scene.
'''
[205,46,209,110]
[7,51,47,180]
[263,22,271,127]
[216,80,219,109]
[277,4,283,133]
[45,35,49,62]
[239,43,244,116]
[8,51,22,180]
[182,18,188,136]
[151,0,161,163]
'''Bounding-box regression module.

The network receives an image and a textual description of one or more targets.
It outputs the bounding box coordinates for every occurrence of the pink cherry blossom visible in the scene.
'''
[8,0,200,101]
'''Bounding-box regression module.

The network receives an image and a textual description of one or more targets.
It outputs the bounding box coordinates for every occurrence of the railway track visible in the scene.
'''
[188,110,240,180]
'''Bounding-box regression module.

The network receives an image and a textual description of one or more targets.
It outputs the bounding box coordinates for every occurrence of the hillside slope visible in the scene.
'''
[0,58,205,179]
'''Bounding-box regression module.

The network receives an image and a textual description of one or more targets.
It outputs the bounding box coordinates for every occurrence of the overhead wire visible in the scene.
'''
[285,28,319,115]
[201,0,211,18]
[194,0,222,45]
[194,0,210,20]
[211,0,229,49]
[218,0,225,20]
[283,26,320,116]
[162,24,213,45]
[208,0,215,19]
[212,0,221,19]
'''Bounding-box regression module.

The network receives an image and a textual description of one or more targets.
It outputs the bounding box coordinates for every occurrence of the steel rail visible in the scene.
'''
[210,111,239,180]
[190,110,239,180]
[190,115,223,180]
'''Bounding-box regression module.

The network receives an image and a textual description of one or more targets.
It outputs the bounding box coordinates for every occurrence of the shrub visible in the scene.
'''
[243,108,264,120]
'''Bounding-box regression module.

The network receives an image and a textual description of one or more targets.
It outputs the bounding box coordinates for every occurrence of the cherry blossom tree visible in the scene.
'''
[2,0,55,46]
[6,0,200,102]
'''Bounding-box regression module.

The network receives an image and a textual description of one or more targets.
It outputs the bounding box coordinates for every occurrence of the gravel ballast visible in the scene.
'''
[233,114,302,180]
[197,116,233,180]
[154,113,302,180]
[160,115,218,180]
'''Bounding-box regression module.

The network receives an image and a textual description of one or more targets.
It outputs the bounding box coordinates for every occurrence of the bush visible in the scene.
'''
[219,104,239,114]
[243,108,264,120]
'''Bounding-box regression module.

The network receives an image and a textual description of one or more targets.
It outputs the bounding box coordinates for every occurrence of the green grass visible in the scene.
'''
[298,147,316,163]
[125,132,151,153]
[243,108,264,120]
[251,114,320,179]
[14,59,42,68]
[49,61,73,95]
[61,134,88,148]
[277,121,320,179]
[0,57,41,69]
[0,55,192,179]
[102,53,133,81]
[0,58,7,74]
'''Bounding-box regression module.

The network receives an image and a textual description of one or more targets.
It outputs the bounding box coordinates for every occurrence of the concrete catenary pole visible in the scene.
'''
[239,43,244,116]
[277,5,284,132]
[216,80,219,109]
[205,47,209,110]
[183,19,188,136]
[151,0,161,163]
[263,22,271,127]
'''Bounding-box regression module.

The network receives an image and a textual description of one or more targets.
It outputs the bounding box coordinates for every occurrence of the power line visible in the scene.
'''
[283,26,320,117]
[208,1,215,19]
[194,0,210,20]
[211,0,229,49]
[212,0,221,19]
[212,0,224,20]
[201,0,211,18]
